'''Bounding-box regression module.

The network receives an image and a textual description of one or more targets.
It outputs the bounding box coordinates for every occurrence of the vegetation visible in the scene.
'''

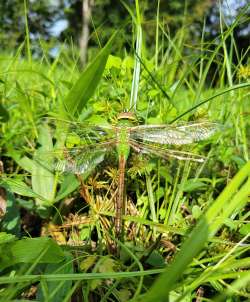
[0,1,250,301]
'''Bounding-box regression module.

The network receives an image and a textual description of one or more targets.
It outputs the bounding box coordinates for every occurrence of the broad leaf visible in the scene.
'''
[11,237,64,263]
[55,174,80,202]
[62,31,118,117]
[0,237,65,270]
[32,124,56,206]
[36,253,74,302]
[1,178,47,200]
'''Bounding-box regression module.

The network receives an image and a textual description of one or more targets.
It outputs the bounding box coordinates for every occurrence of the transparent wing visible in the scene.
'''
[34,140,116,174]
[130,121,218,145]
[41,117,115,144]
[54,149,106,174]
[129,139,206,162]
[29,118,116,178]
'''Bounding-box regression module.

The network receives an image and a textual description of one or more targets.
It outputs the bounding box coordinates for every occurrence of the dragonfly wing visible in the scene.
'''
[34,140,116,175]
[54,149,106,174]
[130,140,206,162]
[55,140,117,174]
[130,122,218,145]
[42,117,115,144]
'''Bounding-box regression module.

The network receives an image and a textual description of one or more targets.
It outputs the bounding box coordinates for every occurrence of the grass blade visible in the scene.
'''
[143,161,250,302]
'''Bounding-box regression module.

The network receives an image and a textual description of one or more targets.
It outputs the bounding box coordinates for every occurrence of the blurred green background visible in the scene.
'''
[0,0,249,65]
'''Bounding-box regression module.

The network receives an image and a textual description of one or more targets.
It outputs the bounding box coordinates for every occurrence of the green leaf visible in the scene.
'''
[117,288,131,301]
[0,232,16,245]
[223,218,237,230]
[192,205,202,219]
[105,54,122,69]
[0,102,9,122]
[1,190,20,235]
[1,178,46,200]
[62,31,118,117]
[55,174,79,202]
[11,237,64,263]
[16,198,34,210]
[159,167,173,183]
[121,56,134,69]
[32,124,56,206]
[36,253,73,302]
[169,291,191,302]
[143,161,250,302]
[98,257,116,273]
[146,251,165,268]
[65,133,81,147]
[80,255,97,272]
[156,187,164,200]
[0,237,65,270]
[12,154,36,174]
[79,227,91,241]
[239,223,250,236]
[182,179,207,192]
[231,155,246,169]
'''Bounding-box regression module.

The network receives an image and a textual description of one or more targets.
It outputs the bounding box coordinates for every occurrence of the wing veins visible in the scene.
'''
[130,122,218,145]
[129,139,205,162]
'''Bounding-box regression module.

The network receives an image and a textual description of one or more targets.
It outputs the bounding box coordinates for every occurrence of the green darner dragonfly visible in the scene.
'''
[41,111,218,238]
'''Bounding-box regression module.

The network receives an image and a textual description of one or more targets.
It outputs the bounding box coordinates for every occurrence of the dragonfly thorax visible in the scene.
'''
[116,127,131,161]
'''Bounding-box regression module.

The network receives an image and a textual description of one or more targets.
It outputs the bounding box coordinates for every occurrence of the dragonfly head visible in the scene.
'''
[117,111,137,122]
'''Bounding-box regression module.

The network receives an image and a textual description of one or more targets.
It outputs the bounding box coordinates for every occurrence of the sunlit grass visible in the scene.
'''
[0,3,250,301]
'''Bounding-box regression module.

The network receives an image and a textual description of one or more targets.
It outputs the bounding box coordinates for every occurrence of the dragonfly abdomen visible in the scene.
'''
[115,154,126,237]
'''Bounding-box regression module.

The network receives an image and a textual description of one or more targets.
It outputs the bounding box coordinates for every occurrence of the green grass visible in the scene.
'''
[0,5,250,302]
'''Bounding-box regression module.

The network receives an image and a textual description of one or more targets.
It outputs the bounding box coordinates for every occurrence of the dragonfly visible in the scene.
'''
[39,111,218,238]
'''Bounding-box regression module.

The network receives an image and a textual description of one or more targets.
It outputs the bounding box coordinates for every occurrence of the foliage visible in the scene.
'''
[0,0,63,53]
[0,0,249,59]
[0,2,250,301]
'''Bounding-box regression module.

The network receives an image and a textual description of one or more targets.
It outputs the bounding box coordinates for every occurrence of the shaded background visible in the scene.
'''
[0,0,249,66]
